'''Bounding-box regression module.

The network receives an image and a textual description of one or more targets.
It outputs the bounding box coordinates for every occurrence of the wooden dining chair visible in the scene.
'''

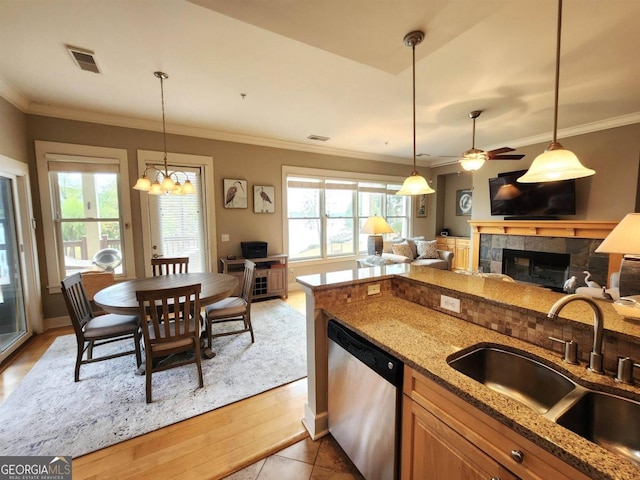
[61,273,142,382]
[205,259,257,348]
[136,283,204,403]
[151,257,189,276]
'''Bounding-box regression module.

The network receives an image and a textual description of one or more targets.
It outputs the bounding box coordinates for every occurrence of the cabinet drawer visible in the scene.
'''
[404,366,590,480]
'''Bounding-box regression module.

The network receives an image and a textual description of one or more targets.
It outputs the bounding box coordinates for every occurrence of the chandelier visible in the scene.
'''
[133,71,195,195]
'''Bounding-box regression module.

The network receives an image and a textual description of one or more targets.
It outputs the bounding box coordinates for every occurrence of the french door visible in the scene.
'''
[0,157,39,363]
[137,151,216,277]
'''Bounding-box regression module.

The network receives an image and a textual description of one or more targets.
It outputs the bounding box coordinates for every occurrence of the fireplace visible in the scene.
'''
[502,249,570,292]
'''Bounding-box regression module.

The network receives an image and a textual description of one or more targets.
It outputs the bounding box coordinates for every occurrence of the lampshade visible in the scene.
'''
[361,216,394,235]
[518,143,595,183]
[595,214,640,255]
[397,173,435,196]
[361,215,394,256]
[517,0,595,184]
[397,31,435,196]
[595,213,640,298]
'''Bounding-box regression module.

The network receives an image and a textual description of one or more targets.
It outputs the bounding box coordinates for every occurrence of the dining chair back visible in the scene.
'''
[151,257,189,276]
[61,272,142,382]
[204,260,256,348]
[136,283,204,403]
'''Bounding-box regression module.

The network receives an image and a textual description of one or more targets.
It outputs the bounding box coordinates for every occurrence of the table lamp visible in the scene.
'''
[595,213,640,297]
[361,216,394,255]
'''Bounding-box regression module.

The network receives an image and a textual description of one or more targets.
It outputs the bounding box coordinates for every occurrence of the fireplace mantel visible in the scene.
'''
[469,220,621,279]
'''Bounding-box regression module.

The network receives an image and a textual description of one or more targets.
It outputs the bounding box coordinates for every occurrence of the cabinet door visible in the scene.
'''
[402,395,518,480]
[267,268,285,295]
[454,242,470,271]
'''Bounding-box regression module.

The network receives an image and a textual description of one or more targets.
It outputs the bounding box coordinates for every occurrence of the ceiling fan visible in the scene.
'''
[459,110,525,171]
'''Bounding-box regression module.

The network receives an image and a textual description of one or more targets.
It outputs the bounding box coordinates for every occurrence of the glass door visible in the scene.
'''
[0,175,28,357]
[147,165,206,272]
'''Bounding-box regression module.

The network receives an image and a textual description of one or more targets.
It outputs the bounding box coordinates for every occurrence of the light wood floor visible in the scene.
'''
[0,290,309,480]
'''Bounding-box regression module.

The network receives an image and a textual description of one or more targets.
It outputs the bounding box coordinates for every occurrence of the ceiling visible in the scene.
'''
[1,0,639,168]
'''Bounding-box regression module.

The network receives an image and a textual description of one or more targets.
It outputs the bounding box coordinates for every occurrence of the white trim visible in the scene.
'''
[282,165,410,262]
[0,155,41,352]
[136,150,216,277]
[44,315,71,331]
[0,76,29,112]
[34,141,135,293]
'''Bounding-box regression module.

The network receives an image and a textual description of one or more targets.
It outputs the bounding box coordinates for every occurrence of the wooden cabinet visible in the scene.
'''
[436,236,470,271]
[402,395,517,480]
[402,366,590,480]
[219,254,288,300]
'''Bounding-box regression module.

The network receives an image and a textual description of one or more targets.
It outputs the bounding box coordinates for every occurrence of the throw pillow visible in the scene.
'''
[417,240,439,259]
[391,242,414,260]
[405,236,425,259]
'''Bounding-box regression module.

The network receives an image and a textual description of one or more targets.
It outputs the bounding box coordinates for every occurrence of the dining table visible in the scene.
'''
[94,272,239,360]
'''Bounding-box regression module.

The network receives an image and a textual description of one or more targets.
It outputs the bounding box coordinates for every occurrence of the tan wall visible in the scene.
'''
[0,97,27,163]
[25,115,435,318]
[433,123,640,237]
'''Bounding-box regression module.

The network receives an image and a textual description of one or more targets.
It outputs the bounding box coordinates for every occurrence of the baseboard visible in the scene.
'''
[44,315,71,331]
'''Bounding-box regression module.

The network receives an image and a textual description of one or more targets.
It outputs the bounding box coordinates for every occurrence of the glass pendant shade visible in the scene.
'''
[517,142,595,183]
[397,172,435,195]
[133,175,151,191]
[161,175,176,192]
[148,181,163,195]
[182,179,195,194]
[459,148,488,172]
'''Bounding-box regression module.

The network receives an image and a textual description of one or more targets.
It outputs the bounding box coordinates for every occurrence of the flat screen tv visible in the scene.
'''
[488,170,576,217]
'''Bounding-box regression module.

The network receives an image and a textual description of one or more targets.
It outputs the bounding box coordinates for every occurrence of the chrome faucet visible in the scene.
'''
[547,294,605,374]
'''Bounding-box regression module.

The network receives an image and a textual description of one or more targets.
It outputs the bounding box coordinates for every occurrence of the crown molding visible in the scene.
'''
[0,77,29,111]
[428,112,640,169]
[26,103,409,165]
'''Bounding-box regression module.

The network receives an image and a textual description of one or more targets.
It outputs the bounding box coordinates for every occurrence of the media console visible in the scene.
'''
[219,254,288,300]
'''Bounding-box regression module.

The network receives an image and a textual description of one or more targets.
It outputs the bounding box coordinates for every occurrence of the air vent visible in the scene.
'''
[307,135,330,142]
[66,45,100,74]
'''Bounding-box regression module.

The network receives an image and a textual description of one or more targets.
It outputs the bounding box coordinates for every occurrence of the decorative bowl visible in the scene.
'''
[613,296,640,320]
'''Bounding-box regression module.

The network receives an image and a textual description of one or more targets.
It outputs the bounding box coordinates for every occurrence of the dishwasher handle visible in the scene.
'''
[328,320,403,386]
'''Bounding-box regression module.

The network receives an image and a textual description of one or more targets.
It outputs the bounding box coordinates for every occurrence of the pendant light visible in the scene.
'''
[397,31,435,196]
[518,0,595,183]
[133,72,196,195]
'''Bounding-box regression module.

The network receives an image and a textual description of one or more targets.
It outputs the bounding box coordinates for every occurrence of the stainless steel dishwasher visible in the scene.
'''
[327,320,403,480]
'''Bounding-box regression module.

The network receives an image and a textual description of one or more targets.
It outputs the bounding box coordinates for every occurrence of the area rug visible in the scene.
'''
[0,299,306,458]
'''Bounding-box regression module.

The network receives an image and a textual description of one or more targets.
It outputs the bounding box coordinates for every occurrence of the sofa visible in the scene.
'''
[357,237,454,270]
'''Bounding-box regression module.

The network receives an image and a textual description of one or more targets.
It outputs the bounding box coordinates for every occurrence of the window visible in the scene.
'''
[285,168,410,261]
[36,142,135,292]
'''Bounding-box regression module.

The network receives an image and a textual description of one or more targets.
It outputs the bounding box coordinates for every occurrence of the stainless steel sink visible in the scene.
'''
[555,391,640,466]
[447,346,577,414]
[448,345,640,466]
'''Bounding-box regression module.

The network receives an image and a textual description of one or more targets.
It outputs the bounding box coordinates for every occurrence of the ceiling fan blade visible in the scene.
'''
[487,147,515,156]
[490,154,525,160]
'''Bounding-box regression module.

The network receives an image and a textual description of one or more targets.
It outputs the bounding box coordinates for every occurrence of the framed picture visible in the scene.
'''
[254,185,275,213]
[416,194,428,218]
[456,189,473,216]
[223,179,247,208]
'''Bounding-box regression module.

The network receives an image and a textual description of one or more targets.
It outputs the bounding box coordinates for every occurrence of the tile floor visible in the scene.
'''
[224,434,364,480]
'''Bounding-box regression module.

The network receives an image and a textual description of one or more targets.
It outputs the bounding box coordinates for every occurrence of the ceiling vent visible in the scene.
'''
[307,135,330,142]
[66,45,100,73]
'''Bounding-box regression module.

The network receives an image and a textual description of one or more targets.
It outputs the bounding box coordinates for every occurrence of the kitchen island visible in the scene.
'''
[297,264,640,480]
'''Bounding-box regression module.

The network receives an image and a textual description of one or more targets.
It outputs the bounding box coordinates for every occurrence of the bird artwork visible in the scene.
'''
[225,180,246,208]
[254,186,275,213]
[582,270,601,289]
[563,275,577,293]
[258,187,272,212]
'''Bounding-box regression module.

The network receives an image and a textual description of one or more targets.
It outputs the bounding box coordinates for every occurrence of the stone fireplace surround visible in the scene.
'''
[470,220,622,288]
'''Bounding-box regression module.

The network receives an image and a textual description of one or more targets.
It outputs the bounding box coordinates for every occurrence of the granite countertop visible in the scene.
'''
[325,295,640,480]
